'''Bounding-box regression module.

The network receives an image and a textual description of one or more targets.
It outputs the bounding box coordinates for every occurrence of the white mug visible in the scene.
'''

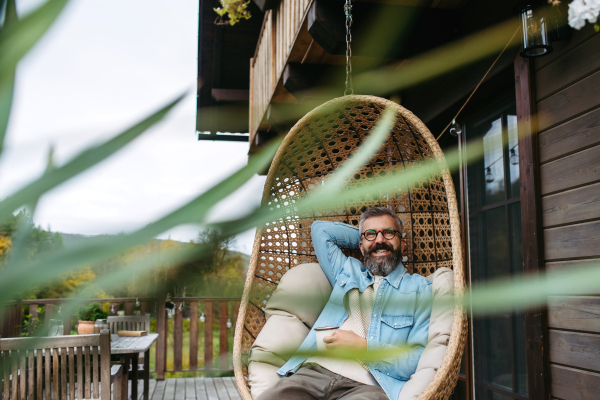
[314,326,339,352]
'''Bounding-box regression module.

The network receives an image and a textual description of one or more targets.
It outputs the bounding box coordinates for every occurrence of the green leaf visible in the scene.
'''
[0,94,183,222]
[0,0,69,86]
[0,0,18,153]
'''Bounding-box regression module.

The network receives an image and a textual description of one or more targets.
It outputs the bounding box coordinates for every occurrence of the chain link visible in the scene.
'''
[344,0,353,96]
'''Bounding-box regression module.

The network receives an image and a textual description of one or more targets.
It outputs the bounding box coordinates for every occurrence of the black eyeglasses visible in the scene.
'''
[361,229,400,241]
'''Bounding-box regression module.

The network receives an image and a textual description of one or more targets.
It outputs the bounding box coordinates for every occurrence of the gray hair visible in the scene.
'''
[358,206,404,235]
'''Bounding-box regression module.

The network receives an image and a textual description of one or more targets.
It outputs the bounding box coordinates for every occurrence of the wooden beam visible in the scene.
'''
[514,53,550,400]
[252,0,279,13]
[211,89,250,102]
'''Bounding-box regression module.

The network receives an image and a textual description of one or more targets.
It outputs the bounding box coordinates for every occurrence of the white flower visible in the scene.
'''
[569,0,588,29]
[587,0,600,21]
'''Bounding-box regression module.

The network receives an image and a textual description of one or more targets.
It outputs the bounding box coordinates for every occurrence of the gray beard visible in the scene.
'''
[364,249,402,277]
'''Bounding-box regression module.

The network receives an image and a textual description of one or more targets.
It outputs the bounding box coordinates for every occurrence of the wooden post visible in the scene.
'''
[189,301,199,370]
[62,307,71,335]
[204,301,213,371]
[29,304,39,320]
[140,301,149,316]
[45,304,55,321]
[219,302,229,370]
[124,301,134,316]
[155,293,167,380]
[234,301,240,326]
[109,302,119,316]
[174,302,183,371]
[514,54,550,399]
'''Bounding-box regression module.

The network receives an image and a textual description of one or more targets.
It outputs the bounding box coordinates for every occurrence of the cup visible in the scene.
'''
[314,326,339,351]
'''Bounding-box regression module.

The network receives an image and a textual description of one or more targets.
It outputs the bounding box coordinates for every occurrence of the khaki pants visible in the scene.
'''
[257,363,389,400]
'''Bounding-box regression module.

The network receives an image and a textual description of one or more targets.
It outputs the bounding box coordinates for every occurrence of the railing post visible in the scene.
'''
[29,304,38,320]
[189,301,198,371]
[124,300,134,316]
[62,304,71,335]
[140,301,149,316]
[155,293,167,380]
[174,301,183,371]
[204,301,213,371]
[45,304,55,321]
[109,302,119,316]
[219,302,228,370]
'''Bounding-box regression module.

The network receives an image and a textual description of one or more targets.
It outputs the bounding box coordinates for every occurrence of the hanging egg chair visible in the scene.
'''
[233,95,467,400]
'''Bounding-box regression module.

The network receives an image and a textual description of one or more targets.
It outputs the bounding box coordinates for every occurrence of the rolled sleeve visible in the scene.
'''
[311,221,361,285]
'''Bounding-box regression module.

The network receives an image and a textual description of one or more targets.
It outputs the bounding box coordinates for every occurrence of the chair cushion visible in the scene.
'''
[248,263,332,399]
[398,267,454,400]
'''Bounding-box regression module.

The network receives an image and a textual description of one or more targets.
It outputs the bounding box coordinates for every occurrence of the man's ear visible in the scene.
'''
[401,238,406,254]
[359,242,364,256]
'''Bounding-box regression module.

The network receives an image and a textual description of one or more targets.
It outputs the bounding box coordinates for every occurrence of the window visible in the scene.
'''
[462,97,529,400]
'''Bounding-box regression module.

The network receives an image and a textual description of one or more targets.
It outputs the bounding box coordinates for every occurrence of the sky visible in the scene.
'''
[0,0,265,254]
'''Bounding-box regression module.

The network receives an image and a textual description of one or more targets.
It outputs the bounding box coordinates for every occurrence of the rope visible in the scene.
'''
[436,27,520,141]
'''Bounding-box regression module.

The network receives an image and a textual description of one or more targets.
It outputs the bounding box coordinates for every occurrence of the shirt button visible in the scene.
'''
[379,293,382,295]
[387,373,390,376]
[374,314,377,317]
[371,336,374,339]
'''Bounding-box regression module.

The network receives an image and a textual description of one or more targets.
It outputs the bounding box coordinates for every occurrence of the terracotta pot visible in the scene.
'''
[77,320,95,335]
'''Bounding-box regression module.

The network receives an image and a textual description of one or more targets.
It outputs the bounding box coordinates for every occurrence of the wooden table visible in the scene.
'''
[111,333,158,400]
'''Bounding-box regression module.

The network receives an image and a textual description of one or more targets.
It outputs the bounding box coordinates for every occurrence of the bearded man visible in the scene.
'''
[257,207,433,400]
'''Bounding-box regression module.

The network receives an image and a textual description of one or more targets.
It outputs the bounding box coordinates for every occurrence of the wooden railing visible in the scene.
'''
[250,0,313,138]
[2,296,241,379]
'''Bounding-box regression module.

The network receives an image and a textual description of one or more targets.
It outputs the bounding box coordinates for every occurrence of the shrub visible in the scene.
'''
[76,302,108,321]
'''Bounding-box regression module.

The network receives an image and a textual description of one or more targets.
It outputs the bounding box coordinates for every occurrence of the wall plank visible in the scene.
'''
[550,364,600,400]
[548,296,600,333]
[542,182,600,227]
[544,220,600,260]
[549,330,600,372]
[546,258,600,295]
[537,69,600,132]
[539,107,600,164]
[540,144,600,195]
[535,33,600,101]
[534,24,598,72]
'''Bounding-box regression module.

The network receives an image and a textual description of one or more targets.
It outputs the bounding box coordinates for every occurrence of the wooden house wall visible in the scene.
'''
[532,25,600,400]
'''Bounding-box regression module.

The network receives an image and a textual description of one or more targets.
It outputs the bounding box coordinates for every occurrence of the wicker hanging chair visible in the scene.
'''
[233,95,467,400]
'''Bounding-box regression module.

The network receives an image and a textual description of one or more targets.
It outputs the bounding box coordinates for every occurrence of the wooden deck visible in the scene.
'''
[130,378,241,400]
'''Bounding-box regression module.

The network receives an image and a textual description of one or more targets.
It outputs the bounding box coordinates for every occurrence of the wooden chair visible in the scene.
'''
[107,315,151,397]
[233,95,467,399]
[106,315,150,335]
[0,329,122,400]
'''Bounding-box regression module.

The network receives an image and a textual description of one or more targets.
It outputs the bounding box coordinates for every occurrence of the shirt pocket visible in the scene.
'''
[380,315,413,345]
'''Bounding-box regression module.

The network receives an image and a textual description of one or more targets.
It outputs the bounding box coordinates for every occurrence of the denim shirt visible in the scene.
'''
[277,221,433,400]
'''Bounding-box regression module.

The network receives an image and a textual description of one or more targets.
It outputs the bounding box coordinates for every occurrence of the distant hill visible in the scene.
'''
[59,233,251,272]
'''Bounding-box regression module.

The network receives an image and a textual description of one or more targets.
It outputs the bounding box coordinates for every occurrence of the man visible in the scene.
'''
[258,207,433,400]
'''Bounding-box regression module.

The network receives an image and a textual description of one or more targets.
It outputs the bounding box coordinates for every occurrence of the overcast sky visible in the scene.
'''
[0,0,265,254]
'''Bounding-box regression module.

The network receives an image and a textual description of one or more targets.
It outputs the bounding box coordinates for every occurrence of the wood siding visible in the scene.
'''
[533,24,600,400]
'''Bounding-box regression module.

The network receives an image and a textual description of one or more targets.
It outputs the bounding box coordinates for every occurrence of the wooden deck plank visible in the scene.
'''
[213,378,230,400]
[185,378,196,400]
[221,378,241,400]
[175,378,186,400]
[162,378,176,400]
[126,378,240,400]
[195,378,209,400]
[204,378,220,400]
[150,379,165,400]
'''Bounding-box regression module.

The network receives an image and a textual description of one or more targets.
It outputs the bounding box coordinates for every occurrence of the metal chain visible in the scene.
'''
[344,0,353,96]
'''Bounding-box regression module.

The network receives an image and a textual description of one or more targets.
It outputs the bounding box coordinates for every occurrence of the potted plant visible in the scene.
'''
[76,302,108,334]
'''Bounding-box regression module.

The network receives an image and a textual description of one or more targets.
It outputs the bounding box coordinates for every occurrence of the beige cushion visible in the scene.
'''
[398,267,454,400]
[248,263,332,399]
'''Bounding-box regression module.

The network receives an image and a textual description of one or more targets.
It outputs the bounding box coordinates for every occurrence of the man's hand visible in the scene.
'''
[323,330,367,351]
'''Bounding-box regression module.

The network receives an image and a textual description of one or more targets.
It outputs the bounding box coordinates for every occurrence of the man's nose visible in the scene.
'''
[375,231,387,243]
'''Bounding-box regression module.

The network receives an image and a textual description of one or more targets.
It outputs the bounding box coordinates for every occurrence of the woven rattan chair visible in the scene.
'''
[233,95,467,400]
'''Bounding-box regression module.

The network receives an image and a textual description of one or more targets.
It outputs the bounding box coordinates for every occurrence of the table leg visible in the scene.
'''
[143,351,150,400]
[120,355,130,400]
[131,354,139,400]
